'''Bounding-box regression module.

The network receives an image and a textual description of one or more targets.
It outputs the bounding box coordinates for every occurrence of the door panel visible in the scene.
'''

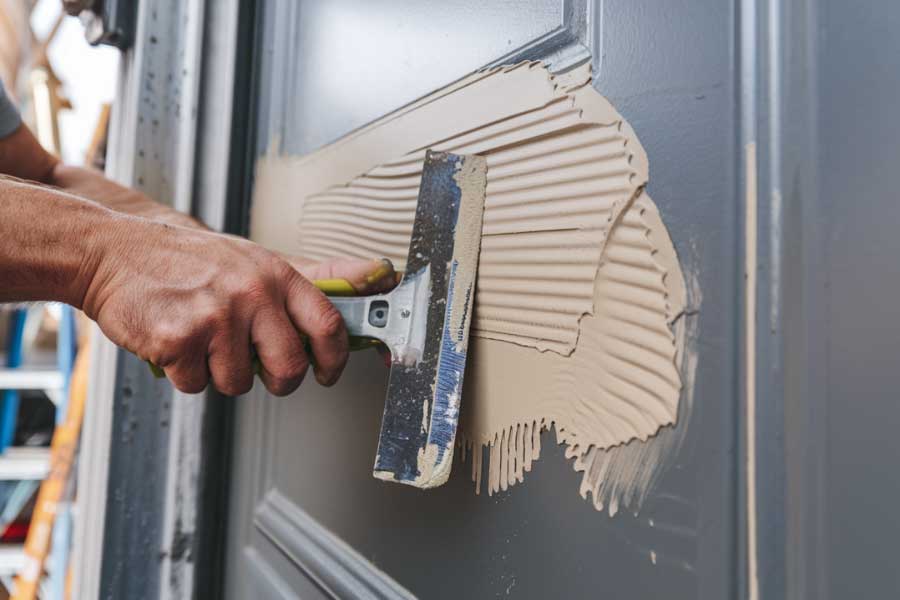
[258,0,588,157]
[227,1,737,598]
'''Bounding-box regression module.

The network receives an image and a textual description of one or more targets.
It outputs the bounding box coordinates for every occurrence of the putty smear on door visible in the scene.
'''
[251,61,691,514]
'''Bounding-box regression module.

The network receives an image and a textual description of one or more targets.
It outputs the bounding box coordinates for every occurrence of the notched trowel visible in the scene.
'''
[325,150,487,489]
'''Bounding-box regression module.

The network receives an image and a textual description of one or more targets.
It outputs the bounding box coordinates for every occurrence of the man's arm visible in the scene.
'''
[0,123,389,278]
[51,163,204,229]
[0,174,356,395]
[0,116,398,394]
[0,123,205,229]
[0,176,101,305]
[23,127,395,286]
[0,124,57,183]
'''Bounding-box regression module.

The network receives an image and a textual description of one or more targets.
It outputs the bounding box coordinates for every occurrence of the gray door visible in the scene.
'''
[225,1,737,598]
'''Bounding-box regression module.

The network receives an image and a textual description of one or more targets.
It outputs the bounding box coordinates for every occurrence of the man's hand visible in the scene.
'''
[0,122,399,395]
[81,217,395,396]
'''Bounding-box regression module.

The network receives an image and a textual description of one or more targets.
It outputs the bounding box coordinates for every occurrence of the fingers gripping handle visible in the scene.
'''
[148,278,373,379]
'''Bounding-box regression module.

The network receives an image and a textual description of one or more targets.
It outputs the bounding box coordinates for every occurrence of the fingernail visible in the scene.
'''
[365,258,395,284]
[315,370,333,387]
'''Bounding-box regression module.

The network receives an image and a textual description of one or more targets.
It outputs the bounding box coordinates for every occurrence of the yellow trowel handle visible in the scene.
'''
[147,279,377,379]
[313,278,357,296]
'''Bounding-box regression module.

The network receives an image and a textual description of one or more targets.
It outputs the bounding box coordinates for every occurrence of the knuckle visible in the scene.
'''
[171,371,207,395]
[208,349,254,397]
[291,361,310,383]
[312,303,345,339]
[217,377,253,397]
[150,322,189,355]
[195,298,229,331]
[283,268,313,297]
[266,357,308,397]
[270,256,296,280]
[266,381,290,397]
[275,354,309,383]
[180,381,207,395]
[266,374,304,397]
[232,370,255,395]
[241,274,273,305]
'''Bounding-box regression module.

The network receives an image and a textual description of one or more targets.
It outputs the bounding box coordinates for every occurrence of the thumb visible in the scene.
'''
[290,257,398,294]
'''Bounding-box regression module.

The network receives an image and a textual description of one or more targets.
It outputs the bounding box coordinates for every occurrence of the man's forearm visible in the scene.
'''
[0,177,118,306]
[50,163,207,230]
[0,123,206,231]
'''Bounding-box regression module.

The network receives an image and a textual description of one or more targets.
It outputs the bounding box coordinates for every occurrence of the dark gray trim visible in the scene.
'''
[190,1,261,597]
[777,1,827,595]
[748,0,786,595]
[222,0,264,238]
[191,391,235,599]
[740,0,827,598]
[758,0,827,598]
[100,359,172,599]
[254,490,415,600]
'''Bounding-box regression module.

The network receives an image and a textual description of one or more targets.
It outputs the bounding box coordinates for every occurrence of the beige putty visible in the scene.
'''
[251,62,689,512]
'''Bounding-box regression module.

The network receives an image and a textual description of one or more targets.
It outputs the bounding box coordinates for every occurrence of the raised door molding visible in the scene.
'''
[255,490,416,600]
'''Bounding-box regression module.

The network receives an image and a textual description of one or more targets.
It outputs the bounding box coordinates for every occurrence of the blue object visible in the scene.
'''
[56,306,77,421]
[0,480,40,531]
[0,309,27,452]
[48,306,77,598]
[49,503,73,599]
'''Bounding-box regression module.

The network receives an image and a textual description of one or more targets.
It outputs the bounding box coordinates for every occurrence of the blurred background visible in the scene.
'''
[2,0,118,163]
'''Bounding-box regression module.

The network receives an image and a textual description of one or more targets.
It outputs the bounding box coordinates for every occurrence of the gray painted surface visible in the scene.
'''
[95,0,900,598]
[258,0,567,155]
[740,1,900,597]
[252,1,596,159]
[226,1,738,598]
[818,3,900,598]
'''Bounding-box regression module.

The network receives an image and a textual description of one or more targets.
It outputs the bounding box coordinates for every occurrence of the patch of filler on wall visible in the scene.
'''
[251,61,697,515]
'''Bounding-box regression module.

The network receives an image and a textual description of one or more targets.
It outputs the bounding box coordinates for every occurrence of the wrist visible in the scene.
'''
[71,211,136,315]
[0,178,144,309]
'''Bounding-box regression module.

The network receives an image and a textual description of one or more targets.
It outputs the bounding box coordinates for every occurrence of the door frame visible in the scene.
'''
[79,0,258,598]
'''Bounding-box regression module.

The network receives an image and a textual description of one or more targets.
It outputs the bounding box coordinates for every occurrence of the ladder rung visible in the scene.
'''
[0,448,51,480]
[0,545,25,575]
[0,369,64,391]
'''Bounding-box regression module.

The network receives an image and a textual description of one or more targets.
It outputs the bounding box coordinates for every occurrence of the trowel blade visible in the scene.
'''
[373,150,487,489]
